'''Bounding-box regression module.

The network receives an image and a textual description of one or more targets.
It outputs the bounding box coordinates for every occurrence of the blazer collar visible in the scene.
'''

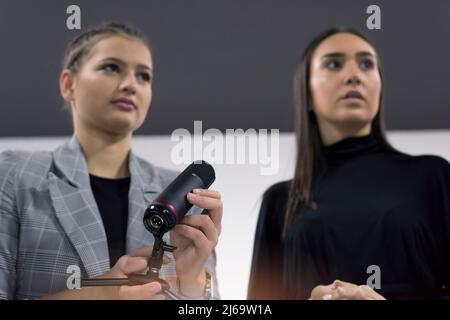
[53,135,162,193]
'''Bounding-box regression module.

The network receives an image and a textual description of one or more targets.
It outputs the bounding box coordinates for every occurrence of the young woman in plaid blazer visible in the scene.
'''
[0,23,222,300]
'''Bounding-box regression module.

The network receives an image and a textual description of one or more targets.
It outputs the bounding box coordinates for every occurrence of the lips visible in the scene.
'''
[111,97,137,110]
[342,90,364,100]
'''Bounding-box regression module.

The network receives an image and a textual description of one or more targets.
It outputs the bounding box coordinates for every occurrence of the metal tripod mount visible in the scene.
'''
[81,236,181,300]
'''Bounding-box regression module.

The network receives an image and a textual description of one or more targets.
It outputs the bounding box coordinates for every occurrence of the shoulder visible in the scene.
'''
[0,150,53,202]
[385,153,450,193]
[263,180,290,202]
[259,180,290,218]
[406,154,450,176]
[417,155,450,182]
[415,154,450,168]
[133,155,179,188]
[253,181,291,236]
[0,149,52,181]
[387,149,447,166]
[385,151,450,174]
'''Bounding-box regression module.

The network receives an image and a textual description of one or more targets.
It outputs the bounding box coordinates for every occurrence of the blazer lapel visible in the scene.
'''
[126,152,165,252]
[48,136,110,277]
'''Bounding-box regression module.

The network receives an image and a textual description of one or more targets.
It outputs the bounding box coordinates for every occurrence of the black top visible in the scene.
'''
[248,134,450,300]
[90,174,130,267]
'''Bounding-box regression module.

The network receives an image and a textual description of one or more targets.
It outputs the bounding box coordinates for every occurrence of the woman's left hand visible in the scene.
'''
[170,188,222,297]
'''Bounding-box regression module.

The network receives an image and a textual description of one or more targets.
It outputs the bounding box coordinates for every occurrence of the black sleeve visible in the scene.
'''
[436,158,450,294]
[247,182,288,299]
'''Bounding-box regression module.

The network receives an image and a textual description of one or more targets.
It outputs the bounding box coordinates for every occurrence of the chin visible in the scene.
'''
[339,107,373,121]
[339,121,373,134]
[335,114,373,130]
[102,121,137,135]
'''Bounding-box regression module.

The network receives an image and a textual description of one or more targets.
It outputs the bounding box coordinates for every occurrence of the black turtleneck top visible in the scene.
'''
[248,134,450,300]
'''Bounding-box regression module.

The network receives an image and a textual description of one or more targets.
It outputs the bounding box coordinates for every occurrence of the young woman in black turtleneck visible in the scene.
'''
[248,28,450,300]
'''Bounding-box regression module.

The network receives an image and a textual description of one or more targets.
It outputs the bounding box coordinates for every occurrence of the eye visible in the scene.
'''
[137,72,152,83]
[359,59,374,70]
[102,63,120,73]
[325,59,342,70]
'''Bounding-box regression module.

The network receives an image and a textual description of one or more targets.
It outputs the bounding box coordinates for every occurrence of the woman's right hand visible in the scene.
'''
[309,280,385,300]
[99,246,170,300]
[309,283,338,300]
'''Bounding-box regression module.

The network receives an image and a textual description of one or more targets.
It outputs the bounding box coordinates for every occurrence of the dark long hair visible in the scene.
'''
[283,27,396,238]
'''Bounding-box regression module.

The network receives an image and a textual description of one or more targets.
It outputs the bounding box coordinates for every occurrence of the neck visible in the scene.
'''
[319,121,372,146]
[74,123,132,179]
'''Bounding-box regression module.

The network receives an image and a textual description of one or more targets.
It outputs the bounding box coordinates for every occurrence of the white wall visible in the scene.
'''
[1,130,449,299]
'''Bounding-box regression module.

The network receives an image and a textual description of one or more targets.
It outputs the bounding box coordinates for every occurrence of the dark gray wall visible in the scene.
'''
[0,0,449,136]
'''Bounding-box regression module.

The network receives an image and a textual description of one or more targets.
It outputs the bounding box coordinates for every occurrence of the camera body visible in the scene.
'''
[143,161,215,237]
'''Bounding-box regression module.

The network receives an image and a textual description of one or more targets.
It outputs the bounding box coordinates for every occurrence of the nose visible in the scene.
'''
[119,71,137,94]
[343,62,362,86]
[346,75,361,86]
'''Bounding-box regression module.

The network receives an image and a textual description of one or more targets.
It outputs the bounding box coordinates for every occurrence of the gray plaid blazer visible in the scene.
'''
[0,136,218,299]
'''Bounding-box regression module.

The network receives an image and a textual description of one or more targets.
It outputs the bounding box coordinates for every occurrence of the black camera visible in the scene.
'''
[143,160,216,237]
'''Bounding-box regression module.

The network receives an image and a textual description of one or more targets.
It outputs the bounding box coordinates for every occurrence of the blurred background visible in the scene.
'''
[0,0,449,299]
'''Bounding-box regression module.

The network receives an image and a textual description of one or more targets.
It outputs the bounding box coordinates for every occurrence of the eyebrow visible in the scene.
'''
[320,51,376,59]
[99,57,153,71]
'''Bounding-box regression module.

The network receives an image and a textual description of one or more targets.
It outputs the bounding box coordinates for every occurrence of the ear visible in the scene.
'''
[59,69,76,106]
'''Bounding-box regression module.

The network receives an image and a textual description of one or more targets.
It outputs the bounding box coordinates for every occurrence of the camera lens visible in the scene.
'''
[150,215,164,230]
